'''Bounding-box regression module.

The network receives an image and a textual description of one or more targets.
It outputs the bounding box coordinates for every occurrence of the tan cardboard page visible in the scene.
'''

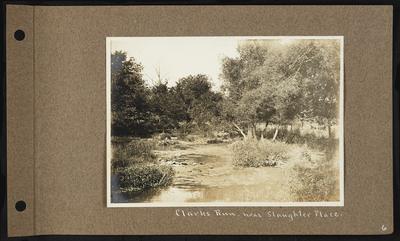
[7,5,35,237]
[7,5,393,236]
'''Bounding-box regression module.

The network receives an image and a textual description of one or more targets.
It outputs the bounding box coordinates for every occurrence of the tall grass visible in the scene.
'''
[264,127,338,163]
[230,139,288,167]
[265,127,337,150]
[118,164,175,193]
[111,138,175,194]
[289,152,339,202]
[112,139,156,171]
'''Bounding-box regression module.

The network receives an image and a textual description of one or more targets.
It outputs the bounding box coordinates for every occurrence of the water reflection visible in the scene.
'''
[111,182,291,203]
[111,143,293,203]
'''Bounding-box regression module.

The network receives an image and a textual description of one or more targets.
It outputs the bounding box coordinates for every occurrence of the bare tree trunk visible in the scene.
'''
[247,124,253,139]
[233,123,246,139]
[328,125,331,138]
[260,122,268,142]
[272,126,279,142]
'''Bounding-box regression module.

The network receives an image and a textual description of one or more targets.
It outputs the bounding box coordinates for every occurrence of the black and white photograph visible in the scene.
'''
[106,36,344,207]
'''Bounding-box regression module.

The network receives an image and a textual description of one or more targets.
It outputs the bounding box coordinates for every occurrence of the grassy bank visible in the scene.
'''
[112,138,175,194]
[230,130,340,202]
[230,139,288,167]
[289,151,339,202]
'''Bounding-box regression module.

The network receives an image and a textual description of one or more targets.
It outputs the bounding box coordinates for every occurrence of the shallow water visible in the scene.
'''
[113,183,289,203]
[111,143,293,203]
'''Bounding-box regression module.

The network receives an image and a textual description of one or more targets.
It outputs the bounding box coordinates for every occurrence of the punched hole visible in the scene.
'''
[14,30,25,41]
[15,200,26,212]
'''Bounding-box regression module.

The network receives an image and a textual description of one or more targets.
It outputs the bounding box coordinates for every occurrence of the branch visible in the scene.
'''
[288,46,313,72]
[233,123,246,138]
[284,49,319,83]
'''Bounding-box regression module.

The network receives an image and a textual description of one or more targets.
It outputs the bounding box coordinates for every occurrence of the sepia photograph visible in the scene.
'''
[106,36,344,207]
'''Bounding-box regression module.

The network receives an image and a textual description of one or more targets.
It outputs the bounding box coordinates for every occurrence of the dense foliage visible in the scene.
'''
[118,164,175,193]
[111,39,340,139]
[289,151,339,201]
[231,139,288,167]
[111,52,222,137]
[220,40,340,138]
[112,138,175,194]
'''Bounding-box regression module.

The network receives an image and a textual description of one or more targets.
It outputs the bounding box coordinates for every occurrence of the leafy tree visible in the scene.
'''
[149,82,187,132]
[111,51,153,136]
[221,41,279,138]
[111,39,340,140]
[280,40,340,137]
[221,41,268,102]
[300,41,340,137]
[221,39,340,139]
[174,74,223,132]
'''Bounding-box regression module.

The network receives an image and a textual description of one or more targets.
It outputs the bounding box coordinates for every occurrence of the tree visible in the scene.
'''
[283,40,340,137]
[221,41,279,138]
[149,82,187,132]
[174,74,223,132]
[111,51,154,136]
[221,39,340,139]
[221,41,268,102]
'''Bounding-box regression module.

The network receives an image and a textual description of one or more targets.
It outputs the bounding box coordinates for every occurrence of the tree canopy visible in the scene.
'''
[111,39,340,139]
[220,39,340,137]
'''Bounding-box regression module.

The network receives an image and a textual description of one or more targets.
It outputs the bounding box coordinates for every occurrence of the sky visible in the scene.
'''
[108,37,340,91]
[109,37,243,91]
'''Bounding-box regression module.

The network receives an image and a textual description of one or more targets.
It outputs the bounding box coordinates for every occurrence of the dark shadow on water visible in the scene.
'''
[111,174,165,203]
[112,183,293,203]
[111,174,167,203]
[110,151,220,203]
[111,182,209,203]
[112,188,165,203]
[111,173,210,203]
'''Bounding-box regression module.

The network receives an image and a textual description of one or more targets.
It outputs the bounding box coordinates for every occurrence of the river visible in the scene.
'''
[111,142,294,203]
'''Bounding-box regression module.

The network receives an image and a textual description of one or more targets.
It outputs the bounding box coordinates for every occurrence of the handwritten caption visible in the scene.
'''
[175,209,343,222]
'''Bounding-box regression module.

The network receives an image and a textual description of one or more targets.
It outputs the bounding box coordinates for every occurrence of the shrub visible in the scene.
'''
[230,139,288,167]
[207,138,224,144]
[114,139,156,159]
[265,127,339,162]
[112,139,156,172]
[112,136,135,145]
[289,152,339,201]
[117,164,175,193]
